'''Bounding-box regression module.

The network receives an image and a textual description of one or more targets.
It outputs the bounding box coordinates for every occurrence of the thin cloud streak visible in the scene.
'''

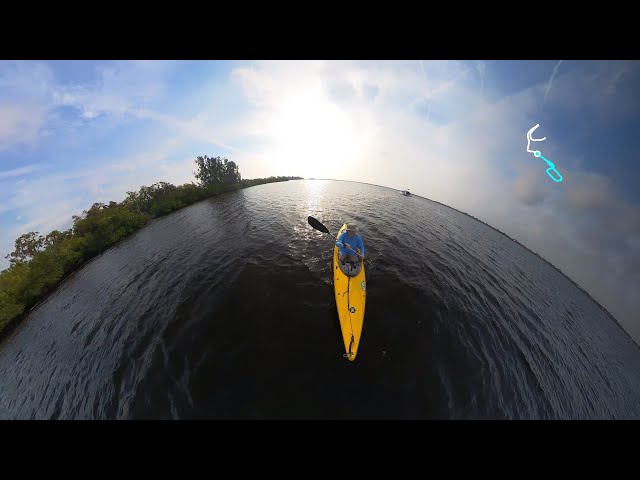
[543,60,563,106]
[0,164,43,180]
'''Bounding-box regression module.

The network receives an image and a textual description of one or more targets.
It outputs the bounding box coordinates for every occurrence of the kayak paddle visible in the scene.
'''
[307,216,331,236]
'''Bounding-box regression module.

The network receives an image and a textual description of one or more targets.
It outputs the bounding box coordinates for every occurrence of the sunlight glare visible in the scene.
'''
[269,87,360,179]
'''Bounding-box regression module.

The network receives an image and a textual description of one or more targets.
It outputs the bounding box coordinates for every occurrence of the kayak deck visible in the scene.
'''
[333,224,366,361]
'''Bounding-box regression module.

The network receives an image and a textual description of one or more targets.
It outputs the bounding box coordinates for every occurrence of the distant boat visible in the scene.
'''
[402,189,411,196]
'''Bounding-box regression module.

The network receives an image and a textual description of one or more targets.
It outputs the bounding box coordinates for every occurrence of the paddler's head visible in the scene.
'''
[346,224,358,238]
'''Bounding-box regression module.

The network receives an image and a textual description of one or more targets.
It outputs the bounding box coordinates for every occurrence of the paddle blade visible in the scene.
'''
[307,216,330,235]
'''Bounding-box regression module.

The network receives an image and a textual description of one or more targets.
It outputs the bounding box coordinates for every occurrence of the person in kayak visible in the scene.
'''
[338,224,365,264]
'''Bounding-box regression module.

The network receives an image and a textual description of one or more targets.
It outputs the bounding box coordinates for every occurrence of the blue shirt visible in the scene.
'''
[337,231,365,257]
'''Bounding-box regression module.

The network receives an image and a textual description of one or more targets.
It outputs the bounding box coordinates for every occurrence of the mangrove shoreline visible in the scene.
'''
[0,172,302,341]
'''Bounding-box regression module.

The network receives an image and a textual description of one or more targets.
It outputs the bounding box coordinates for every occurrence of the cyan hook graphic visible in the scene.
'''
[527,124,563,183]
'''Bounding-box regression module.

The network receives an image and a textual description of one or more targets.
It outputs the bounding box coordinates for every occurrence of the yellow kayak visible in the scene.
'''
[333,224,366,361]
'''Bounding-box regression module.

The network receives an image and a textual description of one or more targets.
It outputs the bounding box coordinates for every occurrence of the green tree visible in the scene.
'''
[221,158,241,184]
[194,155,241,186]
[72,202,150,257]
[0,168,305,336]
[19,249,65,305]
[5,232,46,266]
[0,290,24,329]
[0,262,30,324]
[43,229,73,249]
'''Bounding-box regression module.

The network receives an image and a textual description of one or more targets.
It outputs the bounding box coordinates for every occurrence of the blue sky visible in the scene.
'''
[1,60,639,341]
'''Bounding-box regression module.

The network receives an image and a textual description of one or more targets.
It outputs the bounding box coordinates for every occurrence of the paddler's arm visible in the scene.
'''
[337,232,348,256]
[356,234,365,260]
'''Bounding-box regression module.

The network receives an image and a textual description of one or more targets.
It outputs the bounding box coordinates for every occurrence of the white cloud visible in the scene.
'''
[224,60,640,343]
[565,171,615,211]
[233,66,281,109]
[1,60,639,345]
[0,103,49,151]
[513,167,549,206]
[476,60,487,98]
[0,60,173,152]
[0,139,197,268]
[130,108,237,151]
[0,61,56,101]
[544,61,639,119]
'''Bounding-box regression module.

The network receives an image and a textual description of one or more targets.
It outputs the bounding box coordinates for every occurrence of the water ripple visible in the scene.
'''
[0,180,639,419]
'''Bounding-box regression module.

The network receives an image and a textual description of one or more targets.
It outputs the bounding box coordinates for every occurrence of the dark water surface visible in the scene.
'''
[1,180,639,419]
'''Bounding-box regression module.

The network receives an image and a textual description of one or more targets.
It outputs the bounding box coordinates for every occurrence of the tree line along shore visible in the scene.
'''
[0,155,301,336]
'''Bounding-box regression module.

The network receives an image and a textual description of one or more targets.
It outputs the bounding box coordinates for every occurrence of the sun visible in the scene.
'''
[268,87,360,179]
